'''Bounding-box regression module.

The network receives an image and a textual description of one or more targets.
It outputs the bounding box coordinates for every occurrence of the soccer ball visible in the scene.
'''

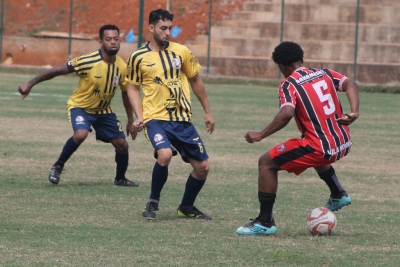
[306,207,337,236]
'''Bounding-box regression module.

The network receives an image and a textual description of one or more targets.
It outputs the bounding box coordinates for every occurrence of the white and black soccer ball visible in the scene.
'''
[306,207,337,236]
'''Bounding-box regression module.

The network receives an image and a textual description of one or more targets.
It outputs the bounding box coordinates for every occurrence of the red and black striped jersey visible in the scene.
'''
[278,67,352,160]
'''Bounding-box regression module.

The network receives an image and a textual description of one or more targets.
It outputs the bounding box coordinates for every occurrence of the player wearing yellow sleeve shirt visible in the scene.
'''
[18,25,140,187]
[126,9,215,220]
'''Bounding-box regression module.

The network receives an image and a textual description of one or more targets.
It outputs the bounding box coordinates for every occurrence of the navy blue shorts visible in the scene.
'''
[69,108,125,142]
[144,120,209,163]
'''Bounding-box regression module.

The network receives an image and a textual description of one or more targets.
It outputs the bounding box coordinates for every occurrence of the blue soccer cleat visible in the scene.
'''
[236,217,277,236]
[325,192,352,211]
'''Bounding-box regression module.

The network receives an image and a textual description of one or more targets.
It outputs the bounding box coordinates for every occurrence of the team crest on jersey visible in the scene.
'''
[113,76,119,86]
[276,144,286,153]
[171,58,181,70]
[75,116,85,125]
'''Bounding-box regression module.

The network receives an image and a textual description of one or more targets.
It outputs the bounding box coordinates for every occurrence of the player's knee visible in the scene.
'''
[156,148,173,165]
[194,160,210,177]
[258,152,276,170]
[73,130,88,144]
[113,139,128,154]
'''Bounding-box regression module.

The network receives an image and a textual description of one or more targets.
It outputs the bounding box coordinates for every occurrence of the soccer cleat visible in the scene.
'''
[48,164,63,185]
[177,206,212,220]
[114,177,139,187]
[142,201,159,220]
[236,217,277,235]
[324,191,352,211]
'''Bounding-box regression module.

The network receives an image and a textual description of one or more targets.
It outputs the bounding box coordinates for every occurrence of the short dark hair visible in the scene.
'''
[149,9,174,25]
[99,24,120,40]
[271,41,304,66]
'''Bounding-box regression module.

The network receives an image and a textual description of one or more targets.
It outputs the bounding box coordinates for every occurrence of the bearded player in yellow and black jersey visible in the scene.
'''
[126,9,215,221]
[18,25,140,187]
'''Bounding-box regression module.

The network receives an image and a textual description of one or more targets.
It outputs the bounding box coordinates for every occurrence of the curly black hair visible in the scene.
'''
[271,41,304,66]
[99,24,119,40]
[149,9,174,25]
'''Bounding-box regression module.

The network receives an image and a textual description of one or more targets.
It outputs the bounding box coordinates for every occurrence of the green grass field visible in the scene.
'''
[1,71,399,267]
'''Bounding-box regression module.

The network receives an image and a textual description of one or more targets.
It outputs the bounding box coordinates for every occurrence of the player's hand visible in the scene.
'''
[133,119,144,132]
[204,113,215,134]
[126,122,138,141]
[245,131,263,143]
[336,112,359,126]
[18,83,32,99]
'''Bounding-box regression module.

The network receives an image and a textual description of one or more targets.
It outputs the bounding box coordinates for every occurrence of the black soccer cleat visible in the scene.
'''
[48,164,63,185]
[142,201,159,220]
[177,206,212,220]
[114,177,139,187]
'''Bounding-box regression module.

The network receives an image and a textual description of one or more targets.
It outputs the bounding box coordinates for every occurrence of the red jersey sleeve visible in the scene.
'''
[323,68,348,92]
[278,80,296,109]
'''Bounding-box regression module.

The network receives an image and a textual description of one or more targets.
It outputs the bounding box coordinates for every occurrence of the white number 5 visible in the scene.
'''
[312,80,335,115]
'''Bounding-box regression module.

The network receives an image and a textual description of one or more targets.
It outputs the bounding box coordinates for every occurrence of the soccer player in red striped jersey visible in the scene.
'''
[236,41,359,236]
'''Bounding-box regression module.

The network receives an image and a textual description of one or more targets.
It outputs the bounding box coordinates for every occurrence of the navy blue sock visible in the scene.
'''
[55,137,80,168]
[318,166,343,197]
[258,192,276,223]
[180,174,205,209]
[149,162,168,201]
[115,152,129,180]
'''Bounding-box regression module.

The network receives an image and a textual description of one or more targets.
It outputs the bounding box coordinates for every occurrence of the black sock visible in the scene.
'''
[56,137,80,168]
[180,174,205,209]
[149,162,168,201]
[318,166,344,197]
[258,192,276,223]
[115,152,129,180]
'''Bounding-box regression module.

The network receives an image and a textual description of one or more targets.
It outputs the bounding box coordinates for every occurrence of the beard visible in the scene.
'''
[103,46,119,56]
[154,34,169,48]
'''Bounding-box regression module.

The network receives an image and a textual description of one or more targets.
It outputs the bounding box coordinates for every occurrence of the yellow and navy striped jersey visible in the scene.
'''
[126,42,201,123]
[66,49,128,114]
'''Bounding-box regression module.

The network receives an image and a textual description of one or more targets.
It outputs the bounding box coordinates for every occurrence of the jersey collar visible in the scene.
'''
[98,49,103,59]
[145,42,170,51]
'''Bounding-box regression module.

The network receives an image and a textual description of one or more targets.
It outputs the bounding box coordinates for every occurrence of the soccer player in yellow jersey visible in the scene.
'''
[126,9,215,220]
[18,25,140,187]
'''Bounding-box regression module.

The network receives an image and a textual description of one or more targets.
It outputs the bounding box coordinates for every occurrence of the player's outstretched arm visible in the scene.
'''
[189,74,215,134]
[18,62,73,99]
[245,105,294,143]
[336,79,359,126]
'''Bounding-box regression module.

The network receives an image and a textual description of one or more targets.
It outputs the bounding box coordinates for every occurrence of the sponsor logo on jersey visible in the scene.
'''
[326,140,352,156]
[146,63,156,67]
[166,79,180,87]
[94,76,102,79]
[93,88,100,95]
[190,54,199,66]
[294,70,325,84]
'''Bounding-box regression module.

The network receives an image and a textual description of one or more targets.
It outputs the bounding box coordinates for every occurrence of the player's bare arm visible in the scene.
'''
[122,91,138,140]
[336,79,359,126]
[245,105,294,143]
[189,73,215,134]
[126,83,144,130]
[18,63,73,99]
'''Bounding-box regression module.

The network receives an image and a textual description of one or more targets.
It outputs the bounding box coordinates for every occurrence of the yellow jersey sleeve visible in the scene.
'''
[181,46,201,79]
